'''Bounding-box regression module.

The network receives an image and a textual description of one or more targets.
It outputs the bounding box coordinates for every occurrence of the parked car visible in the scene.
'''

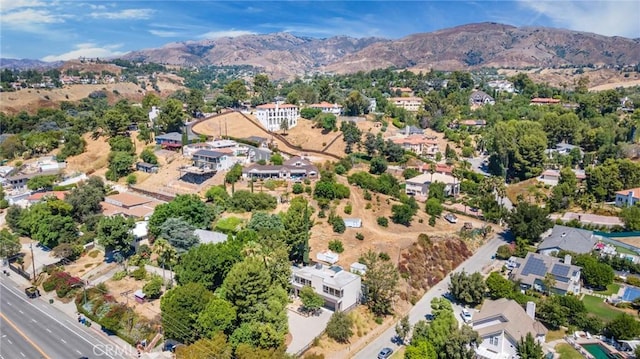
[25,286,40,298]
[378,347,394,359]
[444,213,458,224]
[460,309,472,323]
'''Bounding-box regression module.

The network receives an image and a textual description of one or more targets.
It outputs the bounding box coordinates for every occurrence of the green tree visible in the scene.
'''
[158,98,186,133]
[300,107,322,119]
[299,285,324,313]
[160,217,199,253]
[607,313,640,340]
[405,340,437,359]
[395,315,411,344]
[425,198,443,217]
[196,297,238,337]
[621,205,640,231]
[160,282,214,344]
[485,272,516,299]
[96,216,134,253]
[187,89,205,116]
[369,156,388,175]
[142,275,163,299]
[64,176,106,221]
[205,185,229,206]
[360,250,399,316]
[222,258,277,323]
[270,153,284,165]
[175,333,232,359]
[506,202,552,243]
[281,196,312,264]
[100,108,129,137]
[148,194,214,237]
[253,74,276,105]
[449,271,486,307]
[27,175,58,190]
[58,132,86,160]
[343,90,368,116]
[0,229,21,258]
[391,203,415,226]
[175,240,243,291]
[318,113,337,132]
[223,79,248,107]
[153,238,177,279]
[574,255,614,290]
[106,151,134,180]
[326,311,353,343]
[140,148,158,164]
[108,135,134,153]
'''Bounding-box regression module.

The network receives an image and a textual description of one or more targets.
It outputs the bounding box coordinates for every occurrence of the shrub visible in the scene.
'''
[43,278,57,292]
[378,252,391,261]
[130,266,147,281]
[365,203,372,209]
[428,215,436,227]
[143,276,163,299]
[363,190,372,201]
[330,216,346,234]
[112,271,127,281]
[88,250,100,258]
[377,217,389,227]
[344,203,352,215]
[318,209,326,219]
[328,239,344,253]
[292,183,304,194]
[326,311,353,343]
[126,174,137,185]
[355,232,364,240]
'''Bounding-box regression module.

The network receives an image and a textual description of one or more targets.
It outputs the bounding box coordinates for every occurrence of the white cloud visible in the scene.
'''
[519,0,640,38]
[199,30,256,39]
[0,0,46,12]
[2,8,64,26]
[149,29,181,38]
[41,43,126,61]
[90,8,154,20]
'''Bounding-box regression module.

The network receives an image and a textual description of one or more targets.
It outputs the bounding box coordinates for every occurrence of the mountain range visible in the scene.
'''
[3,23,640,79]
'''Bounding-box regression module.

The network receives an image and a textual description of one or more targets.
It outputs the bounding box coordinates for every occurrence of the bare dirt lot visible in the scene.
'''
[104,275,162,322]
[498,67,640,90]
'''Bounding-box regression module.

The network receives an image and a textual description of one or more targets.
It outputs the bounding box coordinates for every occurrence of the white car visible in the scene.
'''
[460,309,472,323]
[444,213,458,223]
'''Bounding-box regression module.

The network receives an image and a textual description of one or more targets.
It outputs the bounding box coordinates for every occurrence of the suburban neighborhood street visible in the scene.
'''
[352,232,509,359]
[0,276,132,359]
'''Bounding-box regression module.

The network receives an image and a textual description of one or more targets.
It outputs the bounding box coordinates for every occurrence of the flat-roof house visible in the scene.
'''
[244,136,270,148]
[405,173,460,197]
[136,162,158,174]
[388,97,424,112]
[459,119,487,127]
[256,103,299,132]
[344,218,362,228]
[101,192,163,219]
[615,188,640,207]
[194,229,229,245]
[538,169,586,186]
[192,150,234,172]
[155,132,199,149]
[487,80,514,93]
[469,91,495,106]
[509,252,581,295]
[242,156,318,180]
[291,264,361,311]
[472,299,547,359]
[309,101,343,115]
[538,225,597,256]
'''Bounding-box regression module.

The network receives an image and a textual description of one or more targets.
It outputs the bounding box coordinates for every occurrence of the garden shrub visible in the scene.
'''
[377,217,389,227]
[328,239,344,253]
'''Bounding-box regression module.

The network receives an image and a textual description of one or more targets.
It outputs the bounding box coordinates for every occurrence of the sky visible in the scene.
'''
[1,0,639,62]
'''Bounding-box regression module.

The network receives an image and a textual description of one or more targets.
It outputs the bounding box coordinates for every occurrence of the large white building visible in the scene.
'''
[291,264,361,312]
[388,97,424,112]
[256,103,299,132]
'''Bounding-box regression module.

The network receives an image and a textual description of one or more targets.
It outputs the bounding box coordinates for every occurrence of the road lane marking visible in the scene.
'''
[17,310,23,314]
[20,352,25,357]
[0,282,121,359]
[0,312,51,359]
[31,319,37,323]
[76,350,82,354]
[60,338,67,344]
[7,339,12,344]
[45,328,52,333]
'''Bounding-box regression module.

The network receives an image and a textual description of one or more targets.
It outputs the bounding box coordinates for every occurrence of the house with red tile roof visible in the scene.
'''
[309,101,343,115]
[27,191,67,204]
[391,135,439,157]
[615,188,640,207]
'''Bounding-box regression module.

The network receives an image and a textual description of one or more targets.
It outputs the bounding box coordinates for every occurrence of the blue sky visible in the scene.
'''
[1,0,639,61]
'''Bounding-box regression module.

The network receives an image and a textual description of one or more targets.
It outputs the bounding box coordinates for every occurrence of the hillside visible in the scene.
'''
[119,23,640,79]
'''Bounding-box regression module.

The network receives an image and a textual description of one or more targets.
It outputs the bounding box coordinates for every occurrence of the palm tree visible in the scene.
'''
[153,238,177,282]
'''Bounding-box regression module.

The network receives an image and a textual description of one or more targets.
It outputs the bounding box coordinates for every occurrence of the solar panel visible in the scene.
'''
[551,264,570,278]
[521,257,548,277]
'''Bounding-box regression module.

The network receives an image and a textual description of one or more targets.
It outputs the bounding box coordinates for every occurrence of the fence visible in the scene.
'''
[8,262,32,280]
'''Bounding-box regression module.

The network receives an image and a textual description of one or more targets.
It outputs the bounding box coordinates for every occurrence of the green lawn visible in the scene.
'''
[546,329,566,342]
[612,245,637,256]
[214,216,244,234]
[594,283,621,296]
[555,343,583,359]
[582,295,625,321]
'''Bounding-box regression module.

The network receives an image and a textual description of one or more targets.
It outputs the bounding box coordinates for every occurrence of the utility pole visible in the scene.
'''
[30,244,37,283]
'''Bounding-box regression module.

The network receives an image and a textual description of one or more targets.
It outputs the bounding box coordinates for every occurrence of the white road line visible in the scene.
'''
[19,352,25,357]
[76,350,82,354]
[60,338,67,344]
[31,319,37,323]
[45,328,51,333]
[7,339,12,344]
[6,302,11,306]
[17,310,23,314]
[0,282,122,359]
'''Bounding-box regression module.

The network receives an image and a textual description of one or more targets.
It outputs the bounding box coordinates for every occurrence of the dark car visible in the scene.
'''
[378,347,394,359]
[25,286,40,298]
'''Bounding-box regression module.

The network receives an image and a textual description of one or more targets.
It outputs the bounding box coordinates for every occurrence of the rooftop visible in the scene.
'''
[538,225,597,254]
[194,229,228,245]
[511,252,581,291]
[256,103,298,109]
[616,187,640,198]
[392,135,438,146]
[389,97,423,102]
[473,298,548,340]
[292,264,361,289]
[310,101,342,108]
[407,172,456,185]
[105,192,156,208]
[27,191,67,201]
[193,149,226,159]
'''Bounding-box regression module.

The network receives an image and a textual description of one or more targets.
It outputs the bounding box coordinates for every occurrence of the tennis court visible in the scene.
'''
[621,286,640,302]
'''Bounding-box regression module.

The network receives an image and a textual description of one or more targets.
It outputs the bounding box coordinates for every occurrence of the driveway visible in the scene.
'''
[286,306,332,355]
[352,233,509,359]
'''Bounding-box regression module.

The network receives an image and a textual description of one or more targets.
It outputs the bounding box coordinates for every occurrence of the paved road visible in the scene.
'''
[352,232,509,359]
[0,277,132,359]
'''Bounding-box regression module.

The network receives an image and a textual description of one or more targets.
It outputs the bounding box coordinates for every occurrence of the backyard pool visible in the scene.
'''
[621,286,640,302]
[581,343,620,359]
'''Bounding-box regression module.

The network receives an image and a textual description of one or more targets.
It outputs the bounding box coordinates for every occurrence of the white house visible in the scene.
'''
[344,218,362,228]
[388,97,424,112]
[472,299,547,359]
[256,103,299,132]
[309,101,343,115]
[192,150,236,172]
[405,173,460,197]
[291,264,361,311]
[469,91,495,106]
[615,188,640,207]
[148,106,160,122]
[487,80,515,93]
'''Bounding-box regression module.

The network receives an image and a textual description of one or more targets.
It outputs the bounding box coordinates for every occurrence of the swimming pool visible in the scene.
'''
[621,286,640,302]
[581,344,620,359]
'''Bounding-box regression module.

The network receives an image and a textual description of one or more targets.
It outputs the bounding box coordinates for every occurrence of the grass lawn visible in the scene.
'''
[214,216,244,233]
[594,283,621,296]
[612,245,637,256]
[390,347,405,358]
[556,343,583,359]
[582,295,625,321]
[546,329,567,342]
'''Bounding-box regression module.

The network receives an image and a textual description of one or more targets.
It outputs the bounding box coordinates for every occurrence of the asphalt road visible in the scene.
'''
[352,232,509,359]
[0,277,132,359]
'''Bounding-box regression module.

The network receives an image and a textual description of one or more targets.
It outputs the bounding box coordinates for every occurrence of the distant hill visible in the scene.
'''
[120,22,640,79]
[0,58,62,71]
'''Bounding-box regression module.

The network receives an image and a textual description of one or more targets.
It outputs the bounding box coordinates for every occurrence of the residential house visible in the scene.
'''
[5,169,61,190]
[615,188,640,207]
[101,192,164,219]
[291,264,362,311]
[530,98,561,106]
[469,91,495,106]
[242,156,318,180]
[244,136,270,148]
[27,191,67,205]
[192,150,235,172]
[546,143,583,159]
[255,103,299,132]
[247,146,272,163]
[402,126,424,135]
[405,172,460,197]
[183,142,215,158]
[487,80,515,93]
[136,162,159,173]
[537,169,585,186]
[391,135,439,157]
[194,229,229,245]
[412,163,453,176]
[344,218,362,228]
[538,225,598,256]
[459,119,487,128]
[155,132,199,149]
[309,101,343,116]
[388,97,424,112]
[509,252,582,295]
[472,299,548,359]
